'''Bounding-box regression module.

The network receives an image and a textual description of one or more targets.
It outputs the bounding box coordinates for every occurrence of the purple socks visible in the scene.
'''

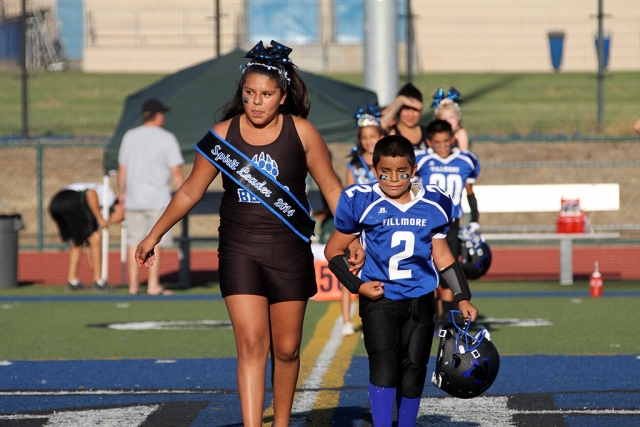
[368,383,395,427]
[397,395,421,426]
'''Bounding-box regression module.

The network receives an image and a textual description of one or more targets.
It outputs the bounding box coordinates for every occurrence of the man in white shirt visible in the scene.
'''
[118,99,184,295]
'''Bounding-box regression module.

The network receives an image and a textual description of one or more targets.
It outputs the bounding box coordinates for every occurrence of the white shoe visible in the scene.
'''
[342,321,355,336]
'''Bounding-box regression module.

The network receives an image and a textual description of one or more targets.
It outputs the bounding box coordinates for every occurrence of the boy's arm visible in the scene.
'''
[325,229,383,299]
[433,238,478,321]
[466,183,479,231]
[324,230,361,293]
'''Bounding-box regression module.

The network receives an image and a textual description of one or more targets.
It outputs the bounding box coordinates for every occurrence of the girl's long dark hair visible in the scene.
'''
[220,58,310,121]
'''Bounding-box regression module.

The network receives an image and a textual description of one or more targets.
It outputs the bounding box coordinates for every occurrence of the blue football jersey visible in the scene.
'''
[334,183,454,301]
[415,148,480,219]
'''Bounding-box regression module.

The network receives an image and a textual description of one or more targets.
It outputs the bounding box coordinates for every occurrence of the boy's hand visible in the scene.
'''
[457,300,478,322]
[359,281,384,300]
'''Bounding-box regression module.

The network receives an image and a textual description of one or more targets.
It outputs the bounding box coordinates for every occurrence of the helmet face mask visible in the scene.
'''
[458,226,492,280]
[432,310,500,399]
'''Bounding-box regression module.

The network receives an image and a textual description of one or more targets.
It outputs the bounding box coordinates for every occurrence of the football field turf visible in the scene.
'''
[0,281,639,426]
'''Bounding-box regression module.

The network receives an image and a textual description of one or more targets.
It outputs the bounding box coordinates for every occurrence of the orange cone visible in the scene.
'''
[590,261,603,297]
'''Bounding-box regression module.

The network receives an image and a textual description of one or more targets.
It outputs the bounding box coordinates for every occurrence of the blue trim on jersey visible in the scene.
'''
[415,148,480,219]
[334,182,454,300]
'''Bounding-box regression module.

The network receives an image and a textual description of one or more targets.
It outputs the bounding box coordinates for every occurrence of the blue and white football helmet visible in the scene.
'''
[458,226,492,280]
[432,310,500,399]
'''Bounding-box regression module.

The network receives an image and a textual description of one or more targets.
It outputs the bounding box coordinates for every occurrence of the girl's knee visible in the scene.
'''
[272,342,300,363]
[235,332,270,359]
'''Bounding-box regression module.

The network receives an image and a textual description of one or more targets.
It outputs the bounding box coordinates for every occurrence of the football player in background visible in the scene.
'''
[415,119,481,320]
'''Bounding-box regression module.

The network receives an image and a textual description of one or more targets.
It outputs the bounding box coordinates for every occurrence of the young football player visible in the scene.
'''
[415,119,481,320]
[325,135,478,427]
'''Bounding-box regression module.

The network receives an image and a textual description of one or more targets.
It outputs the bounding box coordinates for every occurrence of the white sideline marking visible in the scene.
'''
[0,390,224,396]
[482,317,553,327]
[289,315,344,426]
[0,405,158,426]
[105,320,232,330]
[420,396,515,426]
[419,396,640,426]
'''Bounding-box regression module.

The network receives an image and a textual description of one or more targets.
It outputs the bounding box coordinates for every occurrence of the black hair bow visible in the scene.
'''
[245,40,293,65]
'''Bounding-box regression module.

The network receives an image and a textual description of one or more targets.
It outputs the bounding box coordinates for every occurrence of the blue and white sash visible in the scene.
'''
[195,129,315,242]
[348,155,376,184]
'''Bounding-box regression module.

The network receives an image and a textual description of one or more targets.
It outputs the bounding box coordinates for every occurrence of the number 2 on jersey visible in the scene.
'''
[389,231,414,280]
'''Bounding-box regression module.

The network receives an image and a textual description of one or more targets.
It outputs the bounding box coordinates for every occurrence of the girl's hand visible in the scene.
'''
[359,281,384,300]
[135,236,159,267]
[347,239,366,272]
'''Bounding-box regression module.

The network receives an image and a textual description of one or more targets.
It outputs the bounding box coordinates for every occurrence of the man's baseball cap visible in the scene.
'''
[142,98,170,116]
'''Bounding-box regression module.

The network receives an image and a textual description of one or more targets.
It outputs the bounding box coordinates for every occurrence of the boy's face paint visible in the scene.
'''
[375,156,416,203]
[428,132,454,158]
[243,96,249,104]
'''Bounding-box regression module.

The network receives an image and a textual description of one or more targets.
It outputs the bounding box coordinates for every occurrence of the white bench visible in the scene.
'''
[482,232,620,285]
[461,184,621,285]
[461,183,620,213]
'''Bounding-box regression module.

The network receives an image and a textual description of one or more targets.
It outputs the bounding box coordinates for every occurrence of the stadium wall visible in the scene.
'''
[2,140,639,251]
[3,1,638,73]
[78,1,640,73]
[16,245,640,286]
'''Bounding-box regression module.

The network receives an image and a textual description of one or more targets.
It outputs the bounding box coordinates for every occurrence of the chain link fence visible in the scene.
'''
[1,0,640,138]
[1,1,639,250]
[1,140,638,251]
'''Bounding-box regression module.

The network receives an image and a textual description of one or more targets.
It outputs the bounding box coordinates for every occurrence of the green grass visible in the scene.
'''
[1,280,638,361]
[1,70,639,138]
[0,70,164,136]
[330,72,640,137]
[0,284,327,360]
[353,280,640,357]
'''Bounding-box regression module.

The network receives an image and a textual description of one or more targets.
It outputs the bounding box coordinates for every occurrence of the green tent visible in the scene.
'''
[103,49,378,173]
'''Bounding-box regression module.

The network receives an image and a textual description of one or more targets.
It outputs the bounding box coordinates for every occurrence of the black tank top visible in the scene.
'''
[391,124,427,150]
[219,114,309,242]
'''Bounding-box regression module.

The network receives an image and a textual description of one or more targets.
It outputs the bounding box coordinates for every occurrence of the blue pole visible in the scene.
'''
[596,0,604,131]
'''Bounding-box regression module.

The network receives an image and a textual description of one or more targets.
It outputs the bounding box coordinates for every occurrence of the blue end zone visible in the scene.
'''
[1,356,639,426]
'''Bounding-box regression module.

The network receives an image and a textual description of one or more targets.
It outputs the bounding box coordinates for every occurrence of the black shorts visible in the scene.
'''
[218,232,317,301]
[49,190,98,246]
[359,293,436,397]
